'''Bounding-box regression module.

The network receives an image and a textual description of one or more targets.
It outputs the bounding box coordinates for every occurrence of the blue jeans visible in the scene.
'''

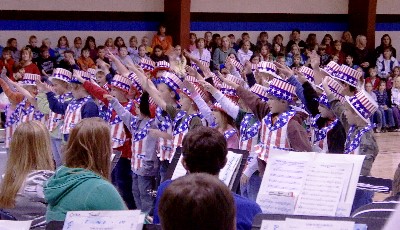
[240,171,262,201]
[111,157,136,210]
[381,107,395,127]
[159,160,170,183]
[132,173,156,214]
[51,137,63,168]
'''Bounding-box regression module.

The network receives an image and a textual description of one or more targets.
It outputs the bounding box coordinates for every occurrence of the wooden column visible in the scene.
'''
[348,0,377,50]
[164,0,191,49]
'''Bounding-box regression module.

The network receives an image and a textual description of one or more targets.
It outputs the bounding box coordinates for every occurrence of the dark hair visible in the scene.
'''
[182,126,227,175]
[64,50,74,56]
[159,173,236,230]
[250,53,261,62]
[381,34,392,47]
[139,91,151,117]
[118,45,127,52]
[81,47,90,54]
[345,53,354,58]
[292,28,301,34]
[84,36,96,50]
[114,36,125,48]
[2,47,12,54]
[212,33,221,41]
[228,34,235,38]
[97,45,105,50]
[6,38,17,47]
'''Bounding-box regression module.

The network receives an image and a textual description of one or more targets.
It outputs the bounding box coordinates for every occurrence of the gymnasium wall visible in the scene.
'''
[0,0,399,53]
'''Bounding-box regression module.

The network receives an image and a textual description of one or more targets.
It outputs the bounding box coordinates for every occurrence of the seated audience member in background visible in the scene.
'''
[44,118,127,222]
[286,29,307,53]
[159,173,236,230]
[352,163,400,218]
[376,47,399,79]
[153,126,262,230]
[0,121,55,229]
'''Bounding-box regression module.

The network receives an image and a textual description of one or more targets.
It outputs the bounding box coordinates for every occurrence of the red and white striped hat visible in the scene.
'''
[220,75,244,96]
[332,65,362,87]
[185,75,198,83]
[127,72,143,93]
[320,61,341,78]
[227,57,244,72]
[71,70,91,84]
[139,58,155,72]
[257,61,279,78]
[211,72,223,89]
[111,74,132,92]
[191,60,211,72]
[50,68,72,83]
[87,68,96,77]
[155,61,170,70]
[19,73,41,86]
[251,63,258,72]
[298,66,314,83]
[161,71,183,92]
[250,84,268,101]
[345,90,378,123]
[266,78,296,101]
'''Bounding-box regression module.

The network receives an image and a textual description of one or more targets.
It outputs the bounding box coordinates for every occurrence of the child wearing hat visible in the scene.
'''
[223,62,312,175]
[0,73,44,148]
[42,69,99,141]
[104,91,158,214]
[38,68,73,167]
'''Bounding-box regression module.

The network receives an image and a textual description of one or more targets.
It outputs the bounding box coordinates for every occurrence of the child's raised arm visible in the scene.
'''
[10,81,37,108]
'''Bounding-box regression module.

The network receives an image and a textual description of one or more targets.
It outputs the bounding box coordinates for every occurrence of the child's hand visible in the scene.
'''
[183,49,196,60]
[198,80,217,94]
[183,80,195,93]
[294,70,307,84]
[217,72,240,90]
[1,67,7,79]
[274,61,294,78]
[310,50,320,70]
[36,80,51,93]
[103,94,114,101]
[73,72,86,83]
[185,65,197,76]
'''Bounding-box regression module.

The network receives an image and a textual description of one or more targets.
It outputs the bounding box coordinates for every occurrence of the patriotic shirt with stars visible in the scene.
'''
[255,108,296,161]
[102,100,134,148]
[239,113,261,152]
[155,106,175,161]
[61,96,92,134]
[311,115,339,153]
[172,112,202,149]
[131,118,155,171]
[47,92,73,133]
[344,123,374,154]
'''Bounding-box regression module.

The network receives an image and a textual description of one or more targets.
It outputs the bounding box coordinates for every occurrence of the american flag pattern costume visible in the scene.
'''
[239,114,261,152]
[61,96,92,134]
[155,107,175,161]
[47,92,73,133]
[172,112,202,150]
[255,109,296,161]
[131,118,155,170]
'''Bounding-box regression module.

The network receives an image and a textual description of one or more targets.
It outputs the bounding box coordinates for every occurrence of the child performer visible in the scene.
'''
[45,68,73,167]
[41,70,99,141]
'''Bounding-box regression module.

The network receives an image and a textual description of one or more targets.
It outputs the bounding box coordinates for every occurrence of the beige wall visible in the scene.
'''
[0,0,164,12]
[377,0,400,14]
[191,0,348,14]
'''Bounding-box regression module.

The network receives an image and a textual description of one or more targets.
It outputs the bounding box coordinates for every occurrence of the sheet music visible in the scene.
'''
[0,220,32,230]
[285,218,355,230]
[260,220,286,230]
[294,162,353,216]
[259,191,296,214]
[218,151,242,188]
[172,151,242,188]
[62,210,144,230]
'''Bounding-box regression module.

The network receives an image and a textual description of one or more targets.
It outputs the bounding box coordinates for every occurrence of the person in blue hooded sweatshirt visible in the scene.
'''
[44,118,127,222]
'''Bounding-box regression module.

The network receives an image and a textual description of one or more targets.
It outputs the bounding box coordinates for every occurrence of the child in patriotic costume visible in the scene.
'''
[42,68,73,167]
[73,68,138,210]
[43,69,99,141]
[1,73,45,148]
[105,91,158,214]
[223,62,312,175]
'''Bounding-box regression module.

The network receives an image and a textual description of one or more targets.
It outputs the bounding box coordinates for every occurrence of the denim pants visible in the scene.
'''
[132,173,156,214]
[50,137,63,168]
[111,157,136,209]
[240,171,262,201]
[381,107,395,127]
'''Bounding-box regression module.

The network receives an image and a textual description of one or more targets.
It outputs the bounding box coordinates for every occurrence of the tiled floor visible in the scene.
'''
[371,132,400,201]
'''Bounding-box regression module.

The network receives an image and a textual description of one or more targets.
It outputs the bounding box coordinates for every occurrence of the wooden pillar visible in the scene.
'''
[164,0,191,49]
[348,0,377,50]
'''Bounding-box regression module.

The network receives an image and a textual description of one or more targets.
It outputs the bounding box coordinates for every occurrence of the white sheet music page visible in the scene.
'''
[218,151,242,187]
[256,150,314,213]
[62,210,143,230]
[171,155,187,180]
[294,162,353,216]
[285,218,355,230]
[0,220,32,230]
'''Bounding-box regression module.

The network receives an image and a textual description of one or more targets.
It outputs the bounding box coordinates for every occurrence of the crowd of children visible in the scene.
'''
[0,27,398,229]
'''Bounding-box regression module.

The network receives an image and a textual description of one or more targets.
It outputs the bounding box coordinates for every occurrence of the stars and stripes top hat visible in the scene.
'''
[155,61,170,70]
[318,92,345,108]
[257,61,279,78]
[19,73,41,86]
[191,60,210,72]
[227,57,244,72]
[327,77,344,95]
[139,58,155,72]
[251,63,258,72]
[111,74,132,92]
[87,68,96,77]
[127,72,143,93]
[298,66,315,84]
[266,78,296,101]
[220,74,244,97]
[320,61,340,78]
[70,69,91,84]
[160,72,183,93]
[250,84,268,102]
[345,90,378,123]
[49,68,72,83]
[185,75,198,83]
[332,65,363,87]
